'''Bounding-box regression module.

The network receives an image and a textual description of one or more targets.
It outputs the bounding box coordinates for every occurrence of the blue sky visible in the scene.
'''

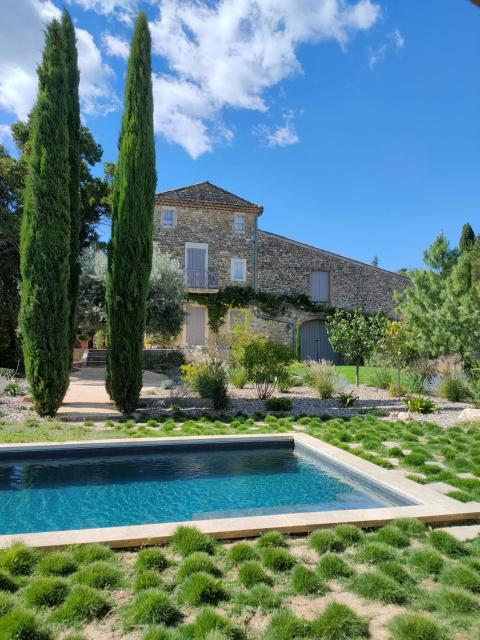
[1,0,479,272]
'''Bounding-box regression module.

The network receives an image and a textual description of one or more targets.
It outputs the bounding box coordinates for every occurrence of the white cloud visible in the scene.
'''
[392,28,405,48]
[149,0,380,157]
[102,32,130,59]
[255,111,299,148]
[369,28,405,69]
[368,43,386,69]
[0,0,117,121]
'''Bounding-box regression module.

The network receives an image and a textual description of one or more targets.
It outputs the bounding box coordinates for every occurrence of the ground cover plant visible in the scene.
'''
[0,521,478,639]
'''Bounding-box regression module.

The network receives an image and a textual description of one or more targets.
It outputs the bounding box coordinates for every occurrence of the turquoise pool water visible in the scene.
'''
[0,442,409,534]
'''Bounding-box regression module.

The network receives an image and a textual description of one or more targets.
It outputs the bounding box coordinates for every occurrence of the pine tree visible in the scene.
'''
[459,223,475,253]
[106,12,156,413]
[62,11,81,362]
[19,20,70,416]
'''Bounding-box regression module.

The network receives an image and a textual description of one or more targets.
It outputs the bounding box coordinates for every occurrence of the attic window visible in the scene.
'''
[162,210,176,228]
[234,215,246,233]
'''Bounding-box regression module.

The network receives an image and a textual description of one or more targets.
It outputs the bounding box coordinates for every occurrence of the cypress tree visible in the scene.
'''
[459,223,475,253]
[106,12,156,413]
[19,20,70,416]
[62,11,81,362]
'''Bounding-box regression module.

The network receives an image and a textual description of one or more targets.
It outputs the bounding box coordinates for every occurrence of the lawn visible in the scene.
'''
[289,362,410,387]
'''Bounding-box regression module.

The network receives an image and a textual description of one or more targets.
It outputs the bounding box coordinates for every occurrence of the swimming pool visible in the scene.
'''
[0,437,415,535]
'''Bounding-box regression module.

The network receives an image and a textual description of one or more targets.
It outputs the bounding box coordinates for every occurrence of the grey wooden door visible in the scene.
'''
[300,320,341,363]
[186,246,207,288]
[186,306,206,346]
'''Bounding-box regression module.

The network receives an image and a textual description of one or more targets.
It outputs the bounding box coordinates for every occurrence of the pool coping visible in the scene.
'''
[0,433,479,549]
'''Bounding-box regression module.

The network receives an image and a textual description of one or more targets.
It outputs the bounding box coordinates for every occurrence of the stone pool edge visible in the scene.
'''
[0,433,478,549]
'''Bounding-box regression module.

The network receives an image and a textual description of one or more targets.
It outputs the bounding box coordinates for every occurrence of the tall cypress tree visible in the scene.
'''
[62,11,81,363]
[459,223,475,253]
[19,20,70,416]
[106,12,156,413]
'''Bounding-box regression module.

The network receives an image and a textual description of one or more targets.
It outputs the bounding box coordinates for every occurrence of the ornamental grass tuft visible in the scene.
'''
[171,527,217,557]
[311,602,369,640]
[136,548,169,573]
[0,570,18,593]
[0,543,38,576]
[134,570,163,592]
[237,561,272,588]
[176,552,222,581]
[387,612,449,640]
[261,548,296,572]
[262,609,310,640]
[308,529,344,555]
[408,548,445,577]
[51,584,112,623]
[354,542,395,564]
[373,525,410,548]
[291,566,327,595]
[179,572,228,606]
[182,607,245,640]
[333,524,364,546]
[317,553,354,579]
[235,584,280,611]
[24,577,70,608]
[0,609,53,640]
[72,560,123,589]
[0,592,14,616]
[226,543,258,565]
[70,543,115,565]
[438,564,480,593]
[38,551,77,577]
[125,589,181,627]
[256,531,287,548]
[351,571,409,604]
[143,625,183,640]
[429,530,469,558]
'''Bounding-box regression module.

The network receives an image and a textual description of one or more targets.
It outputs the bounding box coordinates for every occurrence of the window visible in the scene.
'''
[311,271,330,302]
[231,258,246,282]
[234,215,245,233]
[162,210,176,228]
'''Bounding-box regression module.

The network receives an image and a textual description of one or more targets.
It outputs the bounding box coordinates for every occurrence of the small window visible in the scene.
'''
[234,215,245,233]
[311,271,330,302]
[162,210,176,228]
[231,258,246,282]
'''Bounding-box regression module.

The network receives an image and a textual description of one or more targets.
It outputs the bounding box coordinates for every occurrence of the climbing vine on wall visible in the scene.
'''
[187,286,334,334]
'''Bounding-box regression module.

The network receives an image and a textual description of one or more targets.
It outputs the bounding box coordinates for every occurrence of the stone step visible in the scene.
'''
[441,525,480,542]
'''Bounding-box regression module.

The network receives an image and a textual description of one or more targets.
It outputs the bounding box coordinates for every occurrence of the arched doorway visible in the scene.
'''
[300,320,341,363]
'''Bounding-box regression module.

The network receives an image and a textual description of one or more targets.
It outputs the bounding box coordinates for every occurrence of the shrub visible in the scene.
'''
[237,561,272,588]
[405,395,437,414]
[333,524,364,546]
[337,391,359,407]
[2,380,22,397]
[71,543,114,564]
[309,529,343,554]
[136,548,169,573]
[176,553,222,580]
[369,367,393,390]
[0,610,53,640]
[38,551,77,576]
[265,397,292,412]
[436,374,472,402]
[354,542,395,564]
[226,543,257,566]
[291,566,327,595]
[171,526,217,557]
[134,570,163,592]
[256,531,287,548]
[305,360,345,399]
[311,602,369,640]
[278,373,294,393]
[261,548,296,572]
[235,584,280,610]
[228,365,248,389]
[51,585,111,623]
[0,543,38,576]
[125,589,181,627]
[0,570,18,592]
[237,335,295,399]
[408,548,444,576]
[429,530,468,558]
[388,612,448,640]
[317,553,353,579]
[374,525,410,548]
[262,609,310,640]
[179,572,227,606]
[183,607,245,640]
[25,577,70,608]
[182,353,229,410]
[351,571,408,604]
[72,560,123,589]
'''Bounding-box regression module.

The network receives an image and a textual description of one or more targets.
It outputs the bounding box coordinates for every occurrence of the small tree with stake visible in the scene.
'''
[326,308,387,386]
[381,321,414,396]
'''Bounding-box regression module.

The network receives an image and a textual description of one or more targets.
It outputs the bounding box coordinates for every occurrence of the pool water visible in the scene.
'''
[0,443,408,534]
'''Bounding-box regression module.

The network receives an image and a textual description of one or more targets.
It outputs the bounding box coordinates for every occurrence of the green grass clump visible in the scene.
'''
[125,589,181,627]
[51,584,111,623]
[171,527,217,557]
[387,612,449,640]
[374,525,410,548]
[237,561,272,588]
[377,560,415,586]
[72,560,123,589]
[0,570,17,592]
[136,548,169,572]
[311,602,368,640]
[38,551,77,576]
[0,609,53,640]
[351,571,408,604]
[256,531,287,548]
[424,587,479,616]
[291,566,327,595]
[0,592,14,616]
[226,543,257,565]
[182,607,245,640]
[134,570,163,592]
[0,543,38,576]
[354,542,395,564]
[179,572,227,606]
[24,577,70,607]
[390,518,425,538]
[309,529,343,554]
[262,609,310,640]
[333,524,364,546]
[439,564,480,593]
[235,584,280,611]
[408,548,445,577]
[317,553,354,579]
[63,635,89,640]
[143,625,183,640]
[177,552,222,581]
[261,548,296,572]
[71,543,115,565]
[429,530,468,558]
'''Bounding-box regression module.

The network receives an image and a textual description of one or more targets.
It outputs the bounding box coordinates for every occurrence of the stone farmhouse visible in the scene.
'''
[154,181,409,361]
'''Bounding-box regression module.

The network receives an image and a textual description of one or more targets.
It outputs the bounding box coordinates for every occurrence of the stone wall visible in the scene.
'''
[256,230,409,315]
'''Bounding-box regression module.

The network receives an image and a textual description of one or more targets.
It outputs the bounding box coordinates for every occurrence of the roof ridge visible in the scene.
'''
[155,181,263,212]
